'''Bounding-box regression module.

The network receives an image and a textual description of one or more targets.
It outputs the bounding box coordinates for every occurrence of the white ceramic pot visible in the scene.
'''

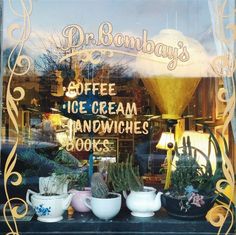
[124,186,163,217]
[84,192,121,220]
[26,189,73,222]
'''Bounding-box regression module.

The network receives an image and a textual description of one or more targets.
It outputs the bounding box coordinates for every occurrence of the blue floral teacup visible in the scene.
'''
[26,189,74,222]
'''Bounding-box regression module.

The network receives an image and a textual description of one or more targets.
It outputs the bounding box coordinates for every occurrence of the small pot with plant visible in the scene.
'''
[67,172,91,212]
[108,156,163,217]
[26,174,74,222]
[52,171,91,213]
[83,172,121,220]
[161,130,223,219]
[51,148,91,212]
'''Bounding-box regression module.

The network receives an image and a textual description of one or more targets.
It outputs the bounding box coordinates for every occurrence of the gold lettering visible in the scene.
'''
[75,138,84,151]
[84,139,92,151]
[85,33,95,44]
[61,24,84,50]
[97,22,113,46]
[142,121,149,134]
[133,121,142,134]
[113,33,124,47]
[143,30,154,54]
[118,121,125,134]
[103,139,110,152]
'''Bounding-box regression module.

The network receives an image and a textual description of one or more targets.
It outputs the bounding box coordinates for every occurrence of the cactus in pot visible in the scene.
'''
[161,126,225,219]
[171,136,213,195]
[83,172,121,220]
[91,172,109,198]
[108,156,143,192]
[108,156,163,217]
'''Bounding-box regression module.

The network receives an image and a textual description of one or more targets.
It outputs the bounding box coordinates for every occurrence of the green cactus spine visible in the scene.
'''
[91,172,109,198]
[108,155,143,192]
[172,136,216,195]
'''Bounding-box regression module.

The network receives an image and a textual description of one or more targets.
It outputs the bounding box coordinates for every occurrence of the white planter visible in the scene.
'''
[84,192,121,220]
[26,189,73,222]
[124,186,163,217]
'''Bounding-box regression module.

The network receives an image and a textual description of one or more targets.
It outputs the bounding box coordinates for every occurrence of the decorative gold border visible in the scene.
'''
[206,0,235,234]
[3,0,32,234]
[59,48,194,68]
[2,0,235,234]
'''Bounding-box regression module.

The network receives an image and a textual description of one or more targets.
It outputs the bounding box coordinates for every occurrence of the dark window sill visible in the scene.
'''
[1,207,234,235]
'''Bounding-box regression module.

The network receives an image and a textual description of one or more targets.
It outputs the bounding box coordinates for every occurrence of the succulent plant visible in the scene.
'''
[108,155,144,192]
[91,172,109,198]
[172,138,205,195]
[171,133,222,196]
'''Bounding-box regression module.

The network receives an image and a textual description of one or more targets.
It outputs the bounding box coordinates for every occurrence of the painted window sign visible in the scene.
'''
[0,0,235,234]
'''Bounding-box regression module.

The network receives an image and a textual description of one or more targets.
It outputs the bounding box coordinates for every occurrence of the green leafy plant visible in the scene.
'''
[54,148,82,169]
[68,172,89,190]
[108,155,144,192]
[53,147,89,191]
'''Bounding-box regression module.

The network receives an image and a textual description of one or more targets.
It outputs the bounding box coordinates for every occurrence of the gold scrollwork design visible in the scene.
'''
[214,0,236,45]
[3,0,32,234]
[217,77,235,136]
[59,48,114,65]
[59,48,194,67]
[206,149,235,235]
[211,54,235,78]
[207,0,235,234]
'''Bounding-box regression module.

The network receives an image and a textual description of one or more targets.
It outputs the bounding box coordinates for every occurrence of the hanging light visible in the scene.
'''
[136,29,210,120]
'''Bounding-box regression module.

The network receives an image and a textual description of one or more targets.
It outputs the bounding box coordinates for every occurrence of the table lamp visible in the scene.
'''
[156,131,175,190]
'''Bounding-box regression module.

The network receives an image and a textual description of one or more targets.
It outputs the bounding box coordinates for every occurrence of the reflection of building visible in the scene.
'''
[1,61,235,179]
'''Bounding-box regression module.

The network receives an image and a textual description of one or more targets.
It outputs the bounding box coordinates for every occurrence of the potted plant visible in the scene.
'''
[26,174,74,222]
[67,172,92,212]
[51,148,92,212]
[161,132,223,219]
[83,172,121,220]
[108,156,163,217]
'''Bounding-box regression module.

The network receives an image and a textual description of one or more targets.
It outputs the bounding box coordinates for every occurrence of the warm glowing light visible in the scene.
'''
[176,131,216,172]
[156,132,175,150]
[49,114,62,126]
[56,132,68,147]
[65,91,77,98]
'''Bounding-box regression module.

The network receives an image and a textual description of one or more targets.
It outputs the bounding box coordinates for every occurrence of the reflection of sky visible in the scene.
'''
[3,0,218,56]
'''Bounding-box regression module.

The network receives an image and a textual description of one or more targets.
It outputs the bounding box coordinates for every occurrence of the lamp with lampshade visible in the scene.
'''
[156,128,175,190]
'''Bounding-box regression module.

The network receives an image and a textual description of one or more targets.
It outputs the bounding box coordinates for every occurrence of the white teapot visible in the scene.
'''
[26,189,74,222]
[124,186,163,217]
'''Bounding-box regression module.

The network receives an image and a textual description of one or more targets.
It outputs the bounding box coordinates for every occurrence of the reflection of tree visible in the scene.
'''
[3,47,30,75]
[33,34,133,112]
[16,146,85,177]
[2,47,40,113]
[35,34,131,84]
[35,34,72,75]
